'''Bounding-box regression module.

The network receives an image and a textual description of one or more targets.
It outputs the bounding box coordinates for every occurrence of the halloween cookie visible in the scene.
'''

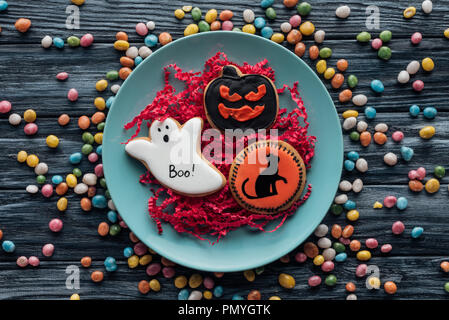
[204,65,279,131]
[125,117,226,196]
[229,140,306,214]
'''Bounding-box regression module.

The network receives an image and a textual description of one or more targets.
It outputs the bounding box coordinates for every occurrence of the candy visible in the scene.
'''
[419,126,435,139]
[356,158,368,172]
[352,94,367,106]
[325,274,337,286]
[392,221,405,235]
[434,166,445,178]
[45,134,59,148]
[336,59,349,72]
[397,70,410,84]
[360,131,371,147]
[280,22,292,33]
[400,146,414,161]
[8,113,21,126]
[347,151,360,161]
[425,178,440,193]
[379,30,392,42]
[309,45,319,60]
[261,26,274,39]
[440,261,449,273]
[422,0,433,13]
[378,46,392,60]
[412,80,424,92]
[243,270,255,282]
[41,184,53,198]
[314,30,325,43]
[308,275,322,287]
[16,256,28,268]
[92,195,107,208]
[409,180,424,192]
[357,31,371,42]
[287,30,302,44]
[403,6,416,19]
[317,237,332,249]
[395,197,408,210]
[53,37,64,48]
[299,21,314,36]
[159,32,172,45]
[304,242,319,258]
[371,38,382,50]
[23,123,38,135]
[270,33,284,43]
[2,240,15,253]
[342,117,356,130]
[80,33,94,47]
[422,57,435,71]
[297,2,312,15]
[314,224,328,237]
[336,5,350,18]
[352,179,363,193]
[406,61,420,75]
[138,46,152,58]
[184,24,199,36]
[321,261,335,272]
[323,248,336,261]
[356,264,367,277]
[392,131,404,142]
[346,209,359,221]
[91,271,104,283]
[289,15,301,27]
[0,0,8,11]
[49,219,63,232]
[344,160,355,171]
[384,152,398,166]
[411,32,422,45]
[26,154,39,167]
[339,180,352,192]
[371,79,384,93]
[265,7,276,20]
[69,152,82,164]
[316,60,327,74]
[384,281,398,294]
[423,106,437,119]
[67,36,80,47]
[374,132,387,144]
[114,40,129,51]
[189,274,203,288]
[278,273,295,289]
[319,47,332,59]
[313,256,324,266]
[149,279,161,292]
[15,18,31,33]
[349,131,360,141]
[343,200,356,210]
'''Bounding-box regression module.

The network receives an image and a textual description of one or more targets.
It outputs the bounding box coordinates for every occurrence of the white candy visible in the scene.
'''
[397,70,410,84]
[357,121,368,132]
[336,5,351,18]
[8,113,21,126]
[342,117,357,130]
[356,158,368,172]
[317,237,332,249]
[26,185,39,194]
[126,46,139,59]
[375,123,388,133]
[74,183,88,195]
[314,30,325,43]
[41,35,53,48]
[352,94,367,107]
[34,162,48,175]
[322,248,336,261]
[352,178,364,193]
[138,46,152,58]
[243,9,255,23]
[280,22,292,33]
[188,290,202,300]
[406,60,420,75]
[314,224,329,237]
[82,173,97,186]
[334,194,348,204]
[339,180,352,192]
[422,0,433,14]
[111,84,121,94]
[347,294,358,300]
[146,21,155,31]
[384,152,398,166]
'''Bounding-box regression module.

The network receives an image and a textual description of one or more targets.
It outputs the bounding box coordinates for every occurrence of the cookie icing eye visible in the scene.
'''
[244,84,266,101]
[219,85,242,102]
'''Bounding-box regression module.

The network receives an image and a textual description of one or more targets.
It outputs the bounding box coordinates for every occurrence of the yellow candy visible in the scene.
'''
[26,154,39,168]
[342,110,359,119]
[346,209,359,221]
[316,60,327,74]
[299,21,315,36]
[242,24,256,34]
[66,174,77,188]
[95,79,108,92]
[324,67,336,80]
[205,9,218,23]
[189,273,203,288]
[94,132,103,144]
[243,270,255,282]
[113,40,130,51]
[184,24,199,36]
[174,275,188,289]
[419,126,435,139]
[23,109,36,122]
[403,6,416,19]
[278,273,295,289]
[149,279,161,292]
[373,201,383,209]
[444,28,449,39]
[71,0,85,5]
[174,9,185,19]
[94,97,106,110]
[425,178,440,193]
[367,276,381,289]
[269,296,281,300]
[422,57,435,71]
[313,254,324,266]
[127,255,139,268]
[271,33,285,43]
[357,250,372,261]
[203,290,213,300]
[57,197,68,212]
[70,293,80,300]
[17,150,28,163]
[182,5,192,12]
[139,254,153,266]
[46,135,59,148]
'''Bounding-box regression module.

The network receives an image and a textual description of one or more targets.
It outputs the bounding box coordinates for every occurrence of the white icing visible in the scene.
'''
[125,117,225,195]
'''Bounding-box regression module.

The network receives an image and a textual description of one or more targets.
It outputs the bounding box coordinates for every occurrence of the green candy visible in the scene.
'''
[297,2,312,16]
[265,7,276,20]
[105,189,111,199]
[82,132,94,144]
[356,31,371,42]
[99,178,107,188]
[445,282,449,293]
[319,47,332,59]
[330,204,343,215]
[349,131,360,141]
[109,224,121,236]
[36,175,46,184]
[325,274,337,286]
[198,20,210,32]
[97,122,105,131]
[81,144,93,155]
[378,46,392,60]
[333,242,346,253]
[347,74,358,88]
[106,70,119,81]
[379,30,392,42]
[67,36,80,47]
[434,166,446,179]
[255,267,264,275]
[191,7,201,21]
[73,168,82,177]
[232,27,242,32]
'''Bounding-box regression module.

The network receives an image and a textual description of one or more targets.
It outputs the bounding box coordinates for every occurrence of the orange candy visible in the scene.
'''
[247,290,261,300]
[210,21,221,31]
[440,261,449,272]
[159,32,172,45]
[120,56,134,68]
[283,0,299,8]
[342,225,354,238]
[58,114,70,126]
[294,42,306,57]
[55,182,69,196]
[115,31,128,41]
[331,224,342,239]
[384,281,397,294]
[331,73,344,89]
[304,242,319,258]
[80,197,92,211]
[336,59,349,72]
[373,132,387,145]
[287,29,302,45]
[15,18,32,33]
[138,280,150,294]
[309,45,319,60]
[345,282,356,292]
[0,229,3,241]
[119,67,132,80]
[349,240,361,251]
[409,179,424,192]
[360,131,372,147]
[129,231,139,243]
[78,115,91,130]
[91,111,105,124]
[81,256,92,268]
[339,89,353,102]
[98,222,109,236]
[91,271,104,283]
[219,10,233,21]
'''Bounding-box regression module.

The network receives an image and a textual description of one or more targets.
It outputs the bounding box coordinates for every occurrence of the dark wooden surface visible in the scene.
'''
[1,0,449,300]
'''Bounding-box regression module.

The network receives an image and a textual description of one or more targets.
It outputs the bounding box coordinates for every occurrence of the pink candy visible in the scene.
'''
[0,100,12,113]
[88,152,99,163]
[94,164,104,177]
[24,123,38,135]
[412,80,424,92]
[411,32,422,45]
[392,221,405,235]
[409,167,426,180]
[67,88,79,102]
[203,276,215,289]
[135,22,148,36]
[381,244,393,253]
[383,196,397,208]
[371,38,383,50]
[42,243,55,257]
[289,15,301,28]
[146,262,161,276]
[392,131,404,142]
[133,242,148,255]
[308,275,322,287]
[365,238,379,249]
[222,20,233,31]
[162,266,176,278]
[339,237,351,245]
[49,218,63,232]
[56,72,69,81]
[295,252,307,263]
[41,184,53,198]
[17,256,29,267]
[321,261,334,272]
[80,33,94,47]
[28,256,40,267]
[356,264,367,277]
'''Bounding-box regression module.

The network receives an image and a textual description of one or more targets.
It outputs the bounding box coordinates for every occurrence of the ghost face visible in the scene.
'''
[149,118,179,145]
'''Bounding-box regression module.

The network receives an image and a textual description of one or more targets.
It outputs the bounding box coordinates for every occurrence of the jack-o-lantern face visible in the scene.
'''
[204,65,279,131]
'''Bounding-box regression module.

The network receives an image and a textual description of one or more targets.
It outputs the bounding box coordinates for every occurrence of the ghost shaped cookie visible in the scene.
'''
[125,117,226,196]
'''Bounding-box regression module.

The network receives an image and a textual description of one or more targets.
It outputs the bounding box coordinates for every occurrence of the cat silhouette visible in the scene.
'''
[241,153,287,199]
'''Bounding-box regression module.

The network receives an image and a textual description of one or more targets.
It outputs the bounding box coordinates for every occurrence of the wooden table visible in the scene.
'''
[0,0,448,300]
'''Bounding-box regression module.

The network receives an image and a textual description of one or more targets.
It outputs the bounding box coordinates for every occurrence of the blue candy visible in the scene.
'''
[409,104,420,117]
[92,195,107,208]
[370,79,384,93]
[107,210,118,223]
[69,152,82,164]
[135,56,143,66]
[396,197,408,210]
[0,1,8,11]
[51,175,63,185]
[344,160,355,171]
[178,289,190,300]
[364,106,377,120]
[347,151,360,161]
[106,96,115,108]
[261,26,273,39]
[335,252,347,262]
[123,247,133,258]
[144,34,158,47]
[343,200,356,210]
[213,285,224,298]
[254,17,266,29]
[411,226,424,239]
[96,145,102,156]
[2,240,15,253]
[53,37,64,49]
[232,294,245,300]
[400,146,414,162]
[423,106,437,119]
[260,0,274,8]
[104,256,117,271]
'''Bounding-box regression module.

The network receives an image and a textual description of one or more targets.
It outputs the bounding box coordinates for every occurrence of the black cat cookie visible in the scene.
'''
[203,65,279,131]
[228,140,306,214]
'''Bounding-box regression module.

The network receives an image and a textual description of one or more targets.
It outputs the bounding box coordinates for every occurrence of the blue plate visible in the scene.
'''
[103,32,342,272]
